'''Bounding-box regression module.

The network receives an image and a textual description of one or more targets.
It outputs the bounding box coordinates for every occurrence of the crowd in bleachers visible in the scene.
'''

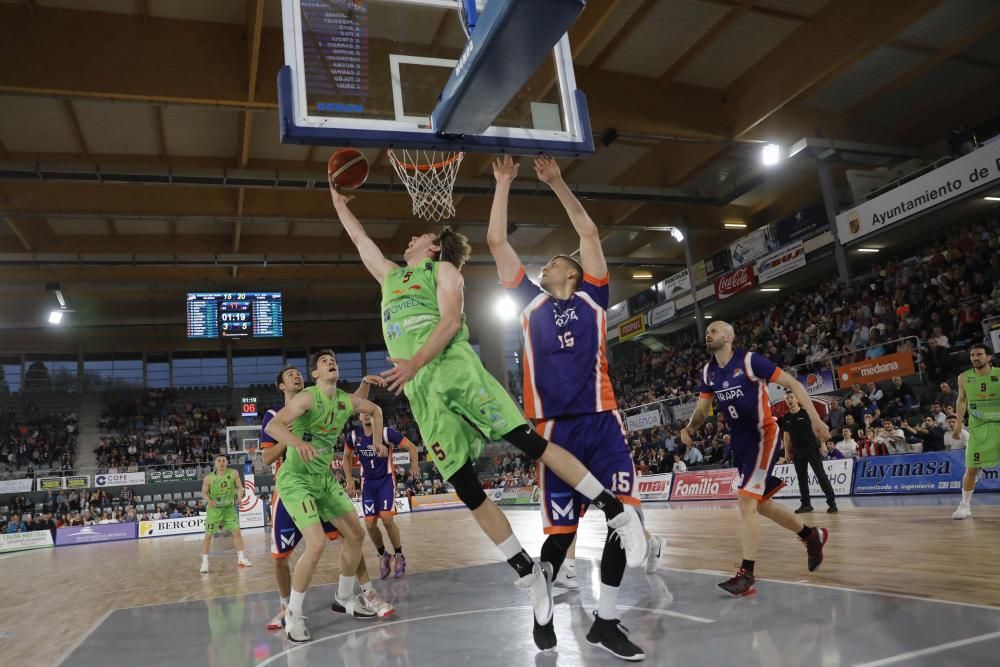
[97,388,232,470]
[0,404,78,480]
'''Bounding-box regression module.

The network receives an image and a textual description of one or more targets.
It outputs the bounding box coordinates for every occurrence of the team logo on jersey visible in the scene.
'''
[337,401,346,410]
[553,307,578,327]
[723,381,730,388]
[386,323,402,340]
[733,368,744,378]
[550,499,575,521]
[364,503,376,514]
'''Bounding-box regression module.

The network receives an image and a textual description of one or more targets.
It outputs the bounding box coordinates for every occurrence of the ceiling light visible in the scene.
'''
[48,310,64,325]
[858,248,880,253]
[669,227,684,242]
[985,196,1000,202]
[762,143,781,166]
[494,295,517,321]
[761,288,780,292]
[632,271,652,280]
[724,222,747,229]
[704,315,712,319]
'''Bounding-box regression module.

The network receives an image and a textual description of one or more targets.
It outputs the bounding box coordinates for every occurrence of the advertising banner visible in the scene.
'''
[65,475,90,490]
[618,315,646,342]
[498,486,538,506]
[36,477,64,491]
[628,286,659,315]
[239,474,266,529]
[773,203,826,245]
[705,248,732,277]
[772,459,854,498]
[670,469,741,500]
[56,523,138,546]
[755,241,807,284]
[95,472,146,488]
[0,479,33,493]
[771,369,837,400]
[669,399,699,423]
[647,301,676,328]
[140,516,205,538]
[853,450,1000,495]
[149,468,199,483]
[656,269,690,300]
[0,530,54,553]
[625,409,662,432]
[730,226,775,267]
[606,301,629,328]
[836,140,1000,243]
[636,474,672,501]
[392,452,411,465]
[714,265,756,300]
[836,351,915,387]
[410,493,466,512]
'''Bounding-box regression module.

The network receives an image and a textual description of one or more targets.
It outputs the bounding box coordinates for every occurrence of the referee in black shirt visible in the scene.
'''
[778,394,838,513]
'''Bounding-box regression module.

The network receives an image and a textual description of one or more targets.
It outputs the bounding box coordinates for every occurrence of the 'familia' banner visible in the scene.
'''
[852,450,1000,495]
[836,140,1000,243]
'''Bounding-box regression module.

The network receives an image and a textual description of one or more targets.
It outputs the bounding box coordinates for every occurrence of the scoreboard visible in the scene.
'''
[186,292,283,339]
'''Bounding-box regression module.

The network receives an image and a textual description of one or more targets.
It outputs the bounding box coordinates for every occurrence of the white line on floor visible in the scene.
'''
[693,569,727,576]
[630,605,714,624]
[853,629,1000,667]
[55,608,116,667]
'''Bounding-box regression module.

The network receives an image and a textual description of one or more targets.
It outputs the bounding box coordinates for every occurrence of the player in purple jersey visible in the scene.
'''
[344,413,420,579]
[681,321,831,597]
[489,155,654,660]
[261,366,393,629]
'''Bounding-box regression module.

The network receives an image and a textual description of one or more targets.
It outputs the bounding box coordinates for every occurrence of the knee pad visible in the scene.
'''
[503,424,548,460]
[448,461,487,511]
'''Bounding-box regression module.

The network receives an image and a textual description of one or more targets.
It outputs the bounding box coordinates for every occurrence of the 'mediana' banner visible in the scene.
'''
[836,140,1000,243]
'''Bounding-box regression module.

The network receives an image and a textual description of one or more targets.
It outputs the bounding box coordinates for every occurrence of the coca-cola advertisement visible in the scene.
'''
[714,265,756,300]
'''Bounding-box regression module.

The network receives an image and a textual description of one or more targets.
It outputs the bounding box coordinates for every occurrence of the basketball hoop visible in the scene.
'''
[388,149,464,221]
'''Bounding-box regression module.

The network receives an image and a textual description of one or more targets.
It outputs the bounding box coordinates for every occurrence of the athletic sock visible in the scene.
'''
[202,555,209,564]
[237,551,246,560]
[376,546,386,556]
[279,596,289,607]
[797,525,814,539]
[394,546,403,555]
[498,534,524,560]
[597,583,620,620]
[575,474,624,519]
[741,559,755,575]
[360,581,373,595]
[288,589,305,615]
[962,489,973,506]
[338,575,356,601]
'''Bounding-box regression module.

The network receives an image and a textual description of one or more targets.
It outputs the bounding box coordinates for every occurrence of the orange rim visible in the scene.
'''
[387,149,464,172]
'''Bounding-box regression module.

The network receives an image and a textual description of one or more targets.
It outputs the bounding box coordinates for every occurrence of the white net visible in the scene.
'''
[388,149,464,221]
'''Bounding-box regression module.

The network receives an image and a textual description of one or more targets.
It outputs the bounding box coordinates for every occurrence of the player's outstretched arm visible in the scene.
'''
[329,179,398,284]
[535,156,607,279]
[487,156,524,283]
[265,391,318,462]
[953,381,967,439]
[680,396,713,446]
[399,437,421,478]
[353,374,386,401]
[382,262,464,395]
[352,397,385,453]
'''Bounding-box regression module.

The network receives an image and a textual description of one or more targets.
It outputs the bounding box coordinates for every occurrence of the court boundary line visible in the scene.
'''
[853,629,1000,666]
[657,565,1000,612]
[55,608,115,667]
[254,603,714,667]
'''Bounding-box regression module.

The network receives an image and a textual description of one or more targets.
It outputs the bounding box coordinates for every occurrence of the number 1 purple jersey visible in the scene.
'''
[345,427,405,481]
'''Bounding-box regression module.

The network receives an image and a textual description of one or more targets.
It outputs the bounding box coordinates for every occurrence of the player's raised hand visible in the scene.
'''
[679,426,693,447]
[362,374,387,388]
[373,443,389,457]
[381,357,418,395]
[492,155,519,185]
[812,419,831,443]
[328,177,355,206]
[534,155,562,185]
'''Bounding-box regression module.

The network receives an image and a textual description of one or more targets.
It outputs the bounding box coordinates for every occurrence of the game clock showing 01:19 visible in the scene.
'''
[241,397,258,418]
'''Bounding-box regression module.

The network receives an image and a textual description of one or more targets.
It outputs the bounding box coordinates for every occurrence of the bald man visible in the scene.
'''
[681,321,832,597]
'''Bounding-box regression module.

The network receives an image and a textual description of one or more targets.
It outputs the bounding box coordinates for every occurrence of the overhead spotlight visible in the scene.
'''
[984,196,1000,202]
[761,288,781,292]
[495,295,517,321]
[704,315,712,319]
[762,143,781,166]
[724,222,747,229]
[632,271,653,280]
[858,247,880,253]
[669,227,684,242]
[48,310,64,325]
[601,128,619,147]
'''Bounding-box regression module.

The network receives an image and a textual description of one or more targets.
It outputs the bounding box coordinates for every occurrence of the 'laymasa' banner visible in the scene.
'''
[852,450,1000,495]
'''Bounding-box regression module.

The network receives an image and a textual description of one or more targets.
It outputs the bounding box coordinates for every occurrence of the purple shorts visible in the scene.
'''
[270,492,338,559]
[731,422,785,500]
[361,475,396,520]
[535,411,639,534]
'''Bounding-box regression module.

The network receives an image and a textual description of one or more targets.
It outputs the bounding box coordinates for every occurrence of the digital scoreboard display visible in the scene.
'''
[241,396,258,418]
[186,292,283,339]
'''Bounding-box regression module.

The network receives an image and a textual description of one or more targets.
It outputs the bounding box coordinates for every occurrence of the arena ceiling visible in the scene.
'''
[0,0,998,347]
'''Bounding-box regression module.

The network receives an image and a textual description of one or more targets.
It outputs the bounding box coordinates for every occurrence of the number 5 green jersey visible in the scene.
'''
[381,260,470,360]
[281,385,355,476]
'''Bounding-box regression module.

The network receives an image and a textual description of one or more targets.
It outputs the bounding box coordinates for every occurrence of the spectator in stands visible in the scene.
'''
[944,415,969,450]
[120,485,134,503]
[821,440,843,460]
[883,376,916,417]
[923,339,951,382]
[6,514,26,533]
[866,382,883,404]
[875,419,906,455]
[910,416,946,452]
[843,414,859,439]
[936,382,958,409]
[824,399,846,432]
[684,444,704,467]
[672,454,686,473]
[124,506,137,523]
[928,403,947,428]
[849,384,866,406]
[22,514,36,533]
[865,330,887,359]
[39,512,56,540]
[835,428,857,459]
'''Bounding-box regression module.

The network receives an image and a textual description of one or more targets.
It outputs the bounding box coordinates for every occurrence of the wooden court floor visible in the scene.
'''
[3,498,999,667]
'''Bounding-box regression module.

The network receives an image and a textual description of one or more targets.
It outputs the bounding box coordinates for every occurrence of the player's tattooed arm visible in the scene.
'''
[266,391,319,462]
[487,155,523,284]
[328,181,399,284]
[535,155,607,280]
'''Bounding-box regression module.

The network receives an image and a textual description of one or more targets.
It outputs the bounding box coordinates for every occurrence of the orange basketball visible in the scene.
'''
[327,148,369,189]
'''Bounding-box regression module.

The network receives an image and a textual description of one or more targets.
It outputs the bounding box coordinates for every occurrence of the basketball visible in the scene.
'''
[328,148,369,189]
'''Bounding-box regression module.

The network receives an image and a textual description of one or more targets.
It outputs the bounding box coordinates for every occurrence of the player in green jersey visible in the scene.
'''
[200,453,251,573]
[952,343,1000,519]
[264,349,387,642]
[330,180,647,653]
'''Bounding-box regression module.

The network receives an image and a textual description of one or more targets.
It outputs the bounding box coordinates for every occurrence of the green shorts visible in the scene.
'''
[205,504,239,533]
[966,422,1000,468]
[405,341,527,480]
[276,468,355,529]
